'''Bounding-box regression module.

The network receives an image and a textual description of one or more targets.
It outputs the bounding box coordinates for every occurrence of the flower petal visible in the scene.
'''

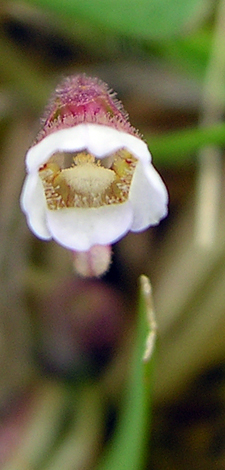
[129,162,168,231]
[85,124,150,162]
[26,124,151,172]
[45,201,133,251]
[20,174,51,239]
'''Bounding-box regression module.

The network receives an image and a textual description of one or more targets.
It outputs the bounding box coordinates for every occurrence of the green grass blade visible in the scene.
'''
[148,122,225,166]
[96,275,156,470]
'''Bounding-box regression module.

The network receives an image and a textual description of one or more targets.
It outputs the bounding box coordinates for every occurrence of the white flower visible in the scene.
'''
[21,123,168,251]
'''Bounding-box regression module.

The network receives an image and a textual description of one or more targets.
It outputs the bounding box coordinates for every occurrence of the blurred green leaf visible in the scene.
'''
[148,122,225,166]
[157,30,212,80]
[25,0,210,40]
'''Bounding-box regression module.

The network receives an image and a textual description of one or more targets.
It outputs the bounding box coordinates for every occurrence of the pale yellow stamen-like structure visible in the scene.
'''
[61,155,116,196]
[39,149,137,210]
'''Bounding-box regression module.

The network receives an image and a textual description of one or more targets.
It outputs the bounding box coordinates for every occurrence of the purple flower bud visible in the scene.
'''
[36,75,136,142]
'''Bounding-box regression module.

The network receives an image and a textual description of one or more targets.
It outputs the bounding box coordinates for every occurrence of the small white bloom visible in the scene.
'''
[21,123,168,251]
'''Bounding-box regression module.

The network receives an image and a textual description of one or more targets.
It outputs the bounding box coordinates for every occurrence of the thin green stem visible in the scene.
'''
[195,0,225,247]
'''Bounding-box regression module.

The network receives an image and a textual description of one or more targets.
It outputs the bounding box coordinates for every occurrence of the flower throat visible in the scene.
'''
[39,148,137,210]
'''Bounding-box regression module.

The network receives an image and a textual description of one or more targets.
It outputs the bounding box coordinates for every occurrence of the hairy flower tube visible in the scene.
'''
[21,75,168,255]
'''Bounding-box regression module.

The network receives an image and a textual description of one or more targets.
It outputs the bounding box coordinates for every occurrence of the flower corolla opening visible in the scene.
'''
[20,74,168,259]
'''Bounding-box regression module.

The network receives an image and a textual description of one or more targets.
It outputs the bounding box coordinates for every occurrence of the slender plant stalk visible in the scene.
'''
[195,0,225,247]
